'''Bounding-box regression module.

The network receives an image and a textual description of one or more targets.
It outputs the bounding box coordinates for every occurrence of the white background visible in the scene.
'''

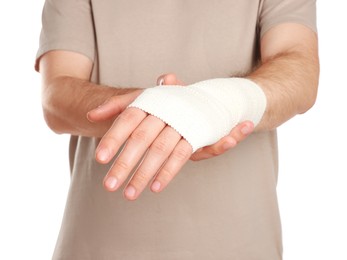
[0,1,346,259]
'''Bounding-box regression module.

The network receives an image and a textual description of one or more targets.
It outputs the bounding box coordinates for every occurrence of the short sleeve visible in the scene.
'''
[259,0,317,38]
[35,0,95,71]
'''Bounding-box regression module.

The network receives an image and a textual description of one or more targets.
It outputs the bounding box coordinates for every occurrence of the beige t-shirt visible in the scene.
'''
[36,1,316,259]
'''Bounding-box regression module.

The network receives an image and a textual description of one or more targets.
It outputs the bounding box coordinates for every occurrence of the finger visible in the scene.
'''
[190,135,237,161]
[190,149,215,161]
[230,121,254,142]
[151,139,192,193]
[87,90,142,122]
[157,73,185,86]
[87,97,123,122]
[103,115,166,192]
[123,126,182,200]
[95,108,147,164]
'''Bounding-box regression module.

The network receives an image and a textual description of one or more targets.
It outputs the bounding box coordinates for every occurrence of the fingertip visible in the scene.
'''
[124,185,138,201]
[96,148,110,164]
[86,111,96,122]
[87,105,106,122]
[103,176,118,191]
[240,124,254,136]
[151,180,162,193]
[164,73,177,84]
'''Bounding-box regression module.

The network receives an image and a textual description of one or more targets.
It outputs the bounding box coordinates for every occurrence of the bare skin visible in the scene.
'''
[93,23,319,200]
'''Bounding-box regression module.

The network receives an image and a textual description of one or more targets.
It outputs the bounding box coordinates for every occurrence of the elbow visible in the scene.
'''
[299,60,320,114]
[42,109,64,135]
[42,103,65,135]
[41,85,67,135]
[298,78,319,115]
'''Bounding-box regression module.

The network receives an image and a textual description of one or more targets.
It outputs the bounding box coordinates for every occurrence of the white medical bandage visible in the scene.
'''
[128,78,267,152]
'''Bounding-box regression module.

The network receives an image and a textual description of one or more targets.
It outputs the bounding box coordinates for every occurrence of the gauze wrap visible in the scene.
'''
[128,78,267,152]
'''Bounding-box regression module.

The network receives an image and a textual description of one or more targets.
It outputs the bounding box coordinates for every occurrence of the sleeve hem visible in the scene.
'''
[35,40,95,72]
[260,18,317,39]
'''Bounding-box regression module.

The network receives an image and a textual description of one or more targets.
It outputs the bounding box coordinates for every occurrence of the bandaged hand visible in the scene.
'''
[95,77,266,200]
[129,78,267,152]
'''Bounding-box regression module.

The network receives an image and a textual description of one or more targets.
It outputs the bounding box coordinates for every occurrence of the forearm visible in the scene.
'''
[248,23,320,131]
[42,76,140,137]
[249,49,319,131]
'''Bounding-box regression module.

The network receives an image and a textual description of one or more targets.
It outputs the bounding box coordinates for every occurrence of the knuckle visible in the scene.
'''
[118,109,135,122]
[152,138,170,154]
[158,168,175,183]
[214,148,223,155]
[130,129,148,143]
[208,147,221,156]
[115,160,130,172]
[103,135,121,147]
[97,137,120,158]
[132,169,150,187]
[231,131,243,141]
[172,146,190,162]
[190,154,199,161]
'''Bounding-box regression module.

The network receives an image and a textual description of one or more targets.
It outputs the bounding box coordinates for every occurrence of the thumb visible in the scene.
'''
[87,90,142,122]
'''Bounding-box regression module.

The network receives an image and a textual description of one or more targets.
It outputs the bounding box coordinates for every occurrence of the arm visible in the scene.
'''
[95,23,319,200]
[250,23,319,130]
[39,50,142,137]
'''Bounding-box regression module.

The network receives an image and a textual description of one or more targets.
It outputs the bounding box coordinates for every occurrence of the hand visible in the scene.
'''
[96,109,192,200]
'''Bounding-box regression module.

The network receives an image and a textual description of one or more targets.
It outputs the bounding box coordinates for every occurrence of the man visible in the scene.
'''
[36,0,319,259]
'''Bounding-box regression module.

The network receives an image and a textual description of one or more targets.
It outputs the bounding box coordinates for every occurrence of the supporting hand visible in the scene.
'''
[96,106,192,200]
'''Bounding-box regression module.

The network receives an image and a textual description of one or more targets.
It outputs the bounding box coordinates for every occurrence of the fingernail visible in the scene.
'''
[151,181,161,192]
[86,112,92,121]
[158,78,164,86]
[105,176,118,190]
[97,149,109,162]
[125,185,136,199]
[241,126,252,135]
